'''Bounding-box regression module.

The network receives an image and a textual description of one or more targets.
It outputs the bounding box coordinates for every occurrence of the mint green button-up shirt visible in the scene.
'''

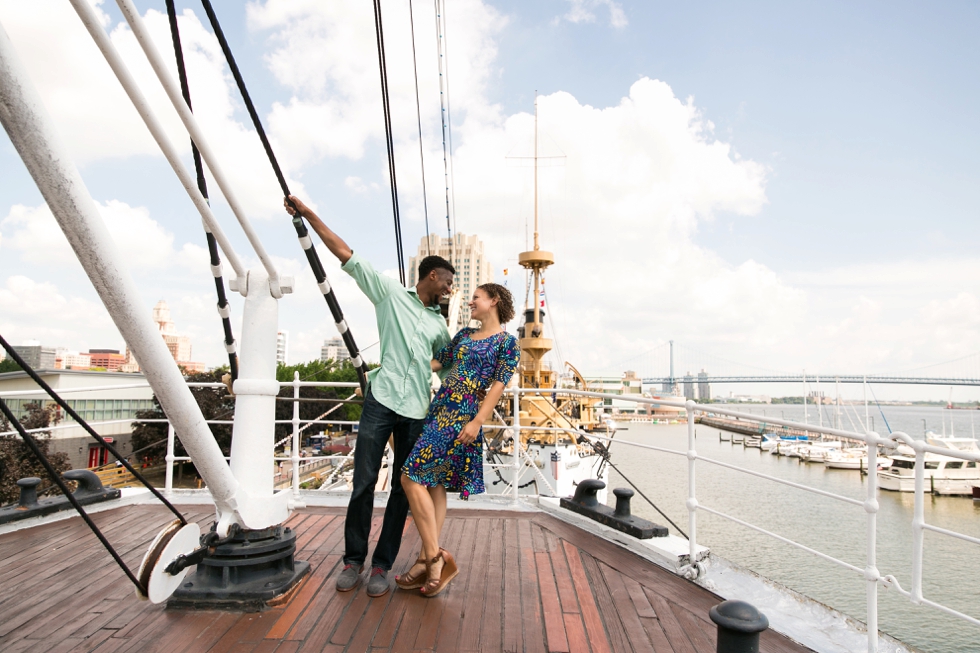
[342,252,451,419]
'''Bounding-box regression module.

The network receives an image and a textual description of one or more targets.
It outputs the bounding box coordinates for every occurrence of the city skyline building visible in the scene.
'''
[320,337,350,365]
[152,300,205,372]
[11,342,57,369]
[277,330,289,366]
[407,233,493,325]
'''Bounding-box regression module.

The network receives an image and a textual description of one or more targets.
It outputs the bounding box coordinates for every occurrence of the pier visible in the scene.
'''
[696,415,864,444]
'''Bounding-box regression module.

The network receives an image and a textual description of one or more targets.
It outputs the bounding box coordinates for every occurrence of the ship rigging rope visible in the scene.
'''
[407,0,431,256]
[371,0,407,285]
[195,0,370,391]
[165,0,238,381]
[0,398,149,594]
[433,0,456,266]
[0,335,187,525]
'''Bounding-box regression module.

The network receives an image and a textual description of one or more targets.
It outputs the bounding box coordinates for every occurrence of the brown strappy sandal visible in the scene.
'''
[420,548,459,598]
[395,556,427,590]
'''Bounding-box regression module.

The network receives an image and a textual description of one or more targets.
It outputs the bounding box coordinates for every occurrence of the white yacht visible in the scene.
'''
[877,453,980,495]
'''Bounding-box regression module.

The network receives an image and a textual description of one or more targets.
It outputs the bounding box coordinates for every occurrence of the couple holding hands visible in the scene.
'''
[285,196,520,599]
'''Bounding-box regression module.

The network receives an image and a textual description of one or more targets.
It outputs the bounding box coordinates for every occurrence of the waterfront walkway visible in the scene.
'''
[0,504,813,652]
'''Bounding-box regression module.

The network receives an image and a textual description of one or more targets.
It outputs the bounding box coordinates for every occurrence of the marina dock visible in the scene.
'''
[696,415,863,444]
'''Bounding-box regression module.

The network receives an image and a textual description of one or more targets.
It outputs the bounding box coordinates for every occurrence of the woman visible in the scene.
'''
[397,283,520,597]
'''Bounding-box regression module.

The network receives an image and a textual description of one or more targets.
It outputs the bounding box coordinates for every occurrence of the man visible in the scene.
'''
[284,196,454,597]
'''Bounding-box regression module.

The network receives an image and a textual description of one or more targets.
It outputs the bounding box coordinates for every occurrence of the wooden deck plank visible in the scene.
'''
[478,519,504,653]
[562,540,613,653]
[536,550,570,652]
[548,531,580,615]
[412,515,465,650]
[370,523,422,649]
[563,612,591,653]
[0,504,818,653]
[501,517,522,653]
[456,517,492,651]
[672,607,717,653]
[434,516,479,653]
[580,551,632,653]
[598,561,656,653]
[517,518,546,653]
[265,512,345,640]
[639,617,676,653]
[643,591,698,653]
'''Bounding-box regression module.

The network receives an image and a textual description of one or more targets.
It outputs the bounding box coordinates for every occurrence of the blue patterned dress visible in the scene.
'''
[402,328,520,499]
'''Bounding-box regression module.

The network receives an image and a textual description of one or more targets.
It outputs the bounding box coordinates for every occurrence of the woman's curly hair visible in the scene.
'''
[477,283,515,324]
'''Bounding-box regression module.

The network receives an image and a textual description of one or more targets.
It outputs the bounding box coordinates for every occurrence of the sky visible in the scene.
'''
[0,0,978,401]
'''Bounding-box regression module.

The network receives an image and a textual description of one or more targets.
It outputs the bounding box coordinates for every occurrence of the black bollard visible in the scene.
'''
[63,469,107,498]
[613,487,634,518]
[16,477,41,510]
[709,600,769,653]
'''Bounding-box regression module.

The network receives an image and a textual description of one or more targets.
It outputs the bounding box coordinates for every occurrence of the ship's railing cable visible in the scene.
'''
[408,0,431,256]
[195,0,370,391]
[0,334,187,525]
[371,0,406,284]
[0,398,148,594]
[164,0,238,381]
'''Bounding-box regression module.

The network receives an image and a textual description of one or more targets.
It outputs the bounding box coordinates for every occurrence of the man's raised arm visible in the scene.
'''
[284,195,352,264]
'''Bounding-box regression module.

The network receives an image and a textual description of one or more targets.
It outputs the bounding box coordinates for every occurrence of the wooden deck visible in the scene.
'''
[0,504,814,653]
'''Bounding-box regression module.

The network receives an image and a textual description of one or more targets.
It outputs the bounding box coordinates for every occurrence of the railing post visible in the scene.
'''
[865,434,881,653]
[912,445,925,604]
[164,422,175,496]
[291,371,301,497]
[513,389,521,503]
[686,401,698,567]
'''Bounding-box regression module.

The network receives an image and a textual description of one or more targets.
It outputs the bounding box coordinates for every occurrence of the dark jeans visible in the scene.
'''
[343,387,424,571]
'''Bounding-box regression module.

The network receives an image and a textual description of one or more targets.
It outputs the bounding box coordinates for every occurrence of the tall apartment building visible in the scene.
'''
[320,337,350,364]
[276,331,289,365]
[407,233,493,325]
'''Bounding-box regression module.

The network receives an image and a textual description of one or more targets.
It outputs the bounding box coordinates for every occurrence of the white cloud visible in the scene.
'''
[0,275,118,351]
[0,1,303,219]
[561,0,628,28]
[3,0,980,390]
[1,201,178,270]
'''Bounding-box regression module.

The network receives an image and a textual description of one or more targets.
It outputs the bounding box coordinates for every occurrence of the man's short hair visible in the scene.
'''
[418,255,455,279]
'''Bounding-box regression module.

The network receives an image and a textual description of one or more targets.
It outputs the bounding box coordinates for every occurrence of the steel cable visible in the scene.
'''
[196,0,369,391]
[371,0,407,284]
[165,0,238,381]
[0,398,148,594]
[0,334,187,525]
[407,0,431,256]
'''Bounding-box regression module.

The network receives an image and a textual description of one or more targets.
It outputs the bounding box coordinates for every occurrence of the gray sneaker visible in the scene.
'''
[336,563,363,592]
[366,567,390,597]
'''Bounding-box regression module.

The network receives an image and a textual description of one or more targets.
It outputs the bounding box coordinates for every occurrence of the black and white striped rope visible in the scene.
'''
[165,0,238,381]
[197,0,369,391]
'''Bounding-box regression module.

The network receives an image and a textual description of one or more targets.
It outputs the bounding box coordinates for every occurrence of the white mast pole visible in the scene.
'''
[0,19,242,521]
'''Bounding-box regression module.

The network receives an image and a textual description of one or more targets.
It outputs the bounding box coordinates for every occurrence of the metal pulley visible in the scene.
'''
[135,519,201,603]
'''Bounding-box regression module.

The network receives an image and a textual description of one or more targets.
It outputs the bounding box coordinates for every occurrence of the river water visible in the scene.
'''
[603,404,980,653]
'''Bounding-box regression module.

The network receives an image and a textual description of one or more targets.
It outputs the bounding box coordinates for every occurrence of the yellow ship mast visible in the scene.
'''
[518,94,555,388]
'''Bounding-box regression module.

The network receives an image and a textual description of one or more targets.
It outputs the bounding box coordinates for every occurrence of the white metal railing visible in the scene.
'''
[501,387,980,653]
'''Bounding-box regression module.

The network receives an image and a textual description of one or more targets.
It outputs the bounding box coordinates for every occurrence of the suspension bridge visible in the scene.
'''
[599,341,980,388]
